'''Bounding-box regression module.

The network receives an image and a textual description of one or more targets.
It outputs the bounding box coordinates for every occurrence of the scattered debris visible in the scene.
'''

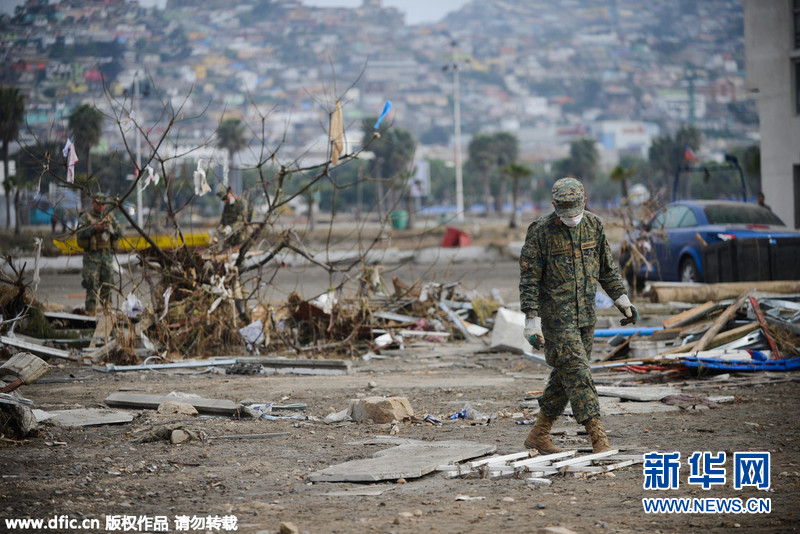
[438,449,642,480]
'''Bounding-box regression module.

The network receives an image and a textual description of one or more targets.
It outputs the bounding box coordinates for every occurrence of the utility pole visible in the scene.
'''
[445,41,465,222]
[134,75,143,228]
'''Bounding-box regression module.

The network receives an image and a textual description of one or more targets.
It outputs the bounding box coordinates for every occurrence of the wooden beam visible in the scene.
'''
[648,281,800,304]
[749,296,783,359]
[511,450,576,468]
[691,291,751,354]
[104,392,240,415]
[551,449,619,468]
[599,332,639,363]
[662,301,716,329]
[660,322,760,355]
[43,311,97,324]
[1,335,80,361]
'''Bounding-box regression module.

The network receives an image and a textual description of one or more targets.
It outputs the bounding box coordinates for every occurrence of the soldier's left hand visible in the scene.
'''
[614,294,639,325]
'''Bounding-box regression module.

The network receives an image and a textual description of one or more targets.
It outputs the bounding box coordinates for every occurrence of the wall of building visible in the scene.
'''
[744,0,800,228]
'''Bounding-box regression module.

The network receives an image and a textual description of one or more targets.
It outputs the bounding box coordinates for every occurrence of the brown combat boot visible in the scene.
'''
[584,417,612,453]
[524,413,564,454]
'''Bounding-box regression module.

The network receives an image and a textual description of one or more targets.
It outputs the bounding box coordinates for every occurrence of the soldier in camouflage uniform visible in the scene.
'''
[519,177,639,453]
[216,185,248,247]
[77,193,122,314]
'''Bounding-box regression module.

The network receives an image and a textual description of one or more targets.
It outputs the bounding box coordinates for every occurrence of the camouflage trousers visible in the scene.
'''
[82,250,115,313]
[538,324,600,425]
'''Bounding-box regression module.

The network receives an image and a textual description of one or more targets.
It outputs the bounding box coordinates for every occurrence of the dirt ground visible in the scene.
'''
[2,341,799,534]
[2,221,799,534]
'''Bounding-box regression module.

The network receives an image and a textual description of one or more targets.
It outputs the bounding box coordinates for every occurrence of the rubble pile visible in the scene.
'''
[595,290,800,373]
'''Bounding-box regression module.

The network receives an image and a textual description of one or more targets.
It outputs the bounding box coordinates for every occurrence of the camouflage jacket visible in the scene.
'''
[77,208,122,251]
[519,210,625,328]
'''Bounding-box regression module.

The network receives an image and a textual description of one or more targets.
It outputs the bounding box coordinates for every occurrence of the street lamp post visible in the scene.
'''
[445,41,465,223]
[133,75,143,228]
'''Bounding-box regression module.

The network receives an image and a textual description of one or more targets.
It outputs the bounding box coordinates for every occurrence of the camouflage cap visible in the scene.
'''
[551,177,585,217]
[93,193,111,204]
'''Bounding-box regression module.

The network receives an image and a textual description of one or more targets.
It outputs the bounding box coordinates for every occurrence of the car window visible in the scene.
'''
[677,208,698,228]
[650,209,666,229]
[704,204,785,225]
[663,206,688,229]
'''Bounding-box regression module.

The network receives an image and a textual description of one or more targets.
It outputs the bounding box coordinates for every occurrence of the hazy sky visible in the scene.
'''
[1,0,470,24]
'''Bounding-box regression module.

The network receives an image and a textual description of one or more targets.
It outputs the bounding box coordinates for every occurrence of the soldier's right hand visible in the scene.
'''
[524,317,545,350]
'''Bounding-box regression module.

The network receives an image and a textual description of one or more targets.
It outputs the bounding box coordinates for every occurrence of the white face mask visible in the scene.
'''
[560,211,584,227]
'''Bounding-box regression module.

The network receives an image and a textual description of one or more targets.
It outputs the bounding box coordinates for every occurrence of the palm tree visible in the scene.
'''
[491,132,518,214]
[468,132,518,216]
[0,86,25,230]
[216,117,247,193]
[68,104,104,179]
[467,133,495,217]
[501,162,532,229]
[360,118,416,226]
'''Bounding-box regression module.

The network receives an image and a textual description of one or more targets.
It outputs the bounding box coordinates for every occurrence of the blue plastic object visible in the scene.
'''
[681,356,800,372]
[593,326,663,337]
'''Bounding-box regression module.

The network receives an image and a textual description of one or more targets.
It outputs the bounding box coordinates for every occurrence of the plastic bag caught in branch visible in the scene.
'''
[193,159,211,196]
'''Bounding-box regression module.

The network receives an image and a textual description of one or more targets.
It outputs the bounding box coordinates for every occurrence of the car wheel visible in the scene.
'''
[679,257,700,283]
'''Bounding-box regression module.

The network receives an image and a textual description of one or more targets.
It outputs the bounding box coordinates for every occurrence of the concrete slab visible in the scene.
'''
[490,307,528,354]
[308,439,496,482]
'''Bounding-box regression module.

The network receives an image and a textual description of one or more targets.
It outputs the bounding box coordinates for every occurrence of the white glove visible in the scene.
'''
[614,294,639,324]
[523,317,544,350]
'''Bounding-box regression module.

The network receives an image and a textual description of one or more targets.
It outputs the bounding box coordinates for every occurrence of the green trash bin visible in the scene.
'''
[389,210,408,230]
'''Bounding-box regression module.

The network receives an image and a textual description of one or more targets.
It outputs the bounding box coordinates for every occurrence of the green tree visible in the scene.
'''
[360,118,416,224]
[569,137,600,182]
[216,117,247,193]
[0,86,25,230]
[502,162,532,229]
[68,104,104,180]
[467,132,518,216]
[491,132,518,213]
[648,124,701,190]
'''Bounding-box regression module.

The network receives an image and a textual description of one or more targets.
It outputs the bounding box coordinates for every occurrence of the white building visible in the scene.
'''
[744,0,800,228]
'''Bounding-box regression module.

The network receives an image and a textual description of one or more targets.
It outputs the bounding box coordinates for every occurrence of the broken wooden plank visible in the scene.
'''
[511,450,576,468]
[94,359,238,372]
[438,301,476,343]
[551,449,619,468]
[661,301,716,329]
[749,296,783,359]
[1,335,79,361]
[43,311,97,324]
[661,322,760,355]
[599,331,639,363]
[104,392,240,415]
[650,328,682,341]
[373,311,421,323]
[692,290,751,354]
[469,450,531,468]
[648,281,800,304]
[567,459,637,475]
